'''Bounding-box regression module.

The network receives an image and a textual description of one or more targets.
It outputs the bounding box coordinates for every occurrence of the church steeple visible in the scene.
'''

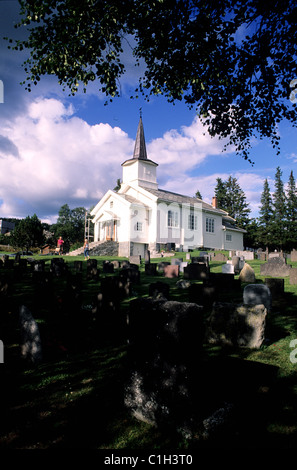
[121,115,158,190]
[133,116,147,160]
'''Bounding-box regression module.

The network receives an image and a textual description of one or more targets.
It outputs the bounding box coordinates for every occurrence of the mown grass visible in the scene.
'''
[1,250,297,449]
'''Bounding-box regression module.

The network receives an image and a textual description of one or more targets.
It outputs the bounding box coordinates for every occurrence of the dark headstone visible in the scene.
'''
[145,263,157,276]
[184,263,208,280]
[265,278,284,299]
[19,305,42,364]
[149,281,170,300]
[125,298,204,428]
[103,261,114,273]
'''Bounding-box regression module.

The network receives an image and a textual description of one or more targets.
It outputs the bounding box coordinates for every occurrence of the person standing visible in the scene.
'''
[83,238,90,260]
[57,236,64,255]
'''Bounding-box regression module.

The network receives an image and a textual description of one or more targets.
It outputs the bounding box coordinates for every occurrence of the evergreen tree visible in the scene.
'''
[271,166,287,250]
[215,176,250,229]
[257,178,273,249]
[214,178,227,210]
[195,189,202,200]
[286,170,297,250]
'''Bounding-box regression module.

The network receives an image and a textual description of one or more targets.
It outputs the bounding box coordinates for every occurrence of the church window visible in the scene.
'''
[206,217,214,233]
[188,214,197,230]
[168,210,178,227]
[136,222,143,231]
[110,201,113,209]
[226,233,232,241]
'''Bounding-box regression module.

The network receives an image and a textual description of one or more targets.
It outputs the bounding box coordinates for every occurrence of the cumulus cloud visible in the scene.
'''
[0,97,134,220]
[0,95,266,221]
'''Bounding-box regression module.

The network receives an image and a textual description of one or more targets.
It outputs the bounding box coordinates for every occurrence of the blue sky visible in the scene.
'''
[0,0,297,223]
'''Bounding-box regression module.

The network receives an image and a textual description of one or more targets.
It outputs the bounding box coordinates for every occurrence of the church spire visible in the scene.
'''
[133,114,147,160]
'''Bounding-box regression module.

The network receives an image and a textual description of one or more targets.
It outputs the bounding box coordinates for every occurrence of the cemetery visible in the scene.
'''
[1,248,297,449]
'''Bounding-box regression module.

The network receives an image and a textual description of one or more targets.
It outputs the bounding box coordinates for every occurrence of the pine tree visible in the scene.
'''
[286,170,297,250]
[214,178,227,210]
[215,176,250,229]
[271,166,287,250]
[257,178,273,249]
[195,189,202,200]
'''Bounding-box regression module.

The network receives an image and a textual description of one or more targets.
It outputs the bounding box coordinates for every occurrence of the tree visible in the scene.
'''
[113,178,122,192]
[214,176,250,229]
[214,178,227,210]
[257,178,273,249]
[195,189,202,200]
[8,0,297,161]
[51,204,86,248]
[11,214,44,251]
[286,170,297,250]
[271,167,287,250]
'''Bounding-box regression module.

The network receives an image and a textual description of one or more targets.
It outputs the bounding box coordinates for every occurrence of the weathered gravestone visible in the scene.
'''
[260,257,292,277]
[222,262,235,274]
[290,268,297,285]
[144,250,150,264]
[51,258,67,277]
[238,263,256,283]
[125,298,204,428]
[164,264,179,278]
[243,284,271,311]
[129,255,141,265]
[19,305,43,364]
[206,301,267,348]
[291,249,297,262]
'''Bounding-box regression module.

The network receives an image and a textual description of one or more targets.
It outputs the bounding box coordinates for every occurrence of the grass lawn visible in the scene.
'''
[1,250,297,449]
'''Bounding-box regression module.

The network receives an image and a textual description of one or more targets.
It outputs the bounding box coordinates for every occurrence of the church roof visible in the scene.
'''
[141,186,226,213]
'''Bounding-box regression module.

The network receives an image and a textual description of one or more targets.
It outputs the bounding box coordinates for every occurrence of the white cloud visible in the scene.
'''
[0,97,133,220]
[0,96,266,222]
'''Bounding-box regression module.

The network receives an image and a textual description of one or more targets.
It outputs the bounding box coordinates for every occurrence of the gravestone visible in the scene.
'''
[149,281,170,299]
[291,249,297,262]
[157,262,170,273]
[206,301,267,348]
[238,263,255,283]
[164,264,179,278]
[144,250,150,264]
[87,259,99,280]
[186,253,191,261]
[211,252,227,262]
[265,278,284,299]
[290,268,297,285]
[222,263,235,274]
[145,263,157,276]
[19,305,42,364]
[243,284,271,310]
[184,263,208,280]
[73,260,83,273]
[103,261,114,273]
[260,257,292,277]
[110,260,120,269]
[120,267,140,284]
[125,298,204,428]
[129,255,141,265]
[189,282,217,306]
[33,260,45,272]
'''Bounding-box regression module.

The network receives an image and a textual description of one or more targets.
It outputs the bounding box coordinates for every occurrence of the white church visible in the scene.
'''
[91,118,245,258]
